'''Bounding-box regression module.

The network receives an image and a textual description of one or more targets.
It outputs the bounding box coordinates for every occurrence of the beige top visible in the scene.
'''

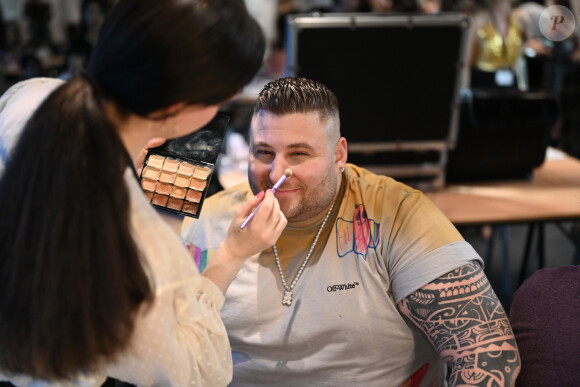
[0,78,232,387]
[104,168,232,387]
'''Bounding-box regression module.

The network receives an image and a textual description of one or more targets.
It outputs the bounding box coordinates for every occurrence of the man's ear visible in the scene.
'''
[334,137,348,173]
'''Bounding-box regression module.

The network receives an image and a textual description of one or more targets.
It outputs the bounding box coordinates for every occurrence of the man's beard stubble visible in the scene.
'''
[248,168,338,224]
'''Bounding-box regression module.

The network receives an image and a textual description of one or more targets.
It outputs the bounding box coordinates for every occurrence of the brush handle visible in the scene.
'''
[240,203,262,229]
[240,174,288,229]
[271,174,288,194]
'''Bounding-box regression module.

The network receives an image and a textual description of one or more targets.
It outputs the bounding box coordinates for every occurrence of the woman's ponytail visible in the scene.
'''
[0,76,152,379]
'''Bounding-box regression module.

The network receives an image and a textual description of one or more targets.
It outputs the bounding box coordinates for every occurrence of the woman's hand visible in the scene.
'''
[134,137,166,174]
[201,190,286,293]
[221,189,287,262]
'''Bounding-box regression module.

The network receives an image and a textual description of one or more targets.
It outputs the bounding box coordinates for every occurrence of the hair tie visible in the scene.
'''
[79,71,101,93]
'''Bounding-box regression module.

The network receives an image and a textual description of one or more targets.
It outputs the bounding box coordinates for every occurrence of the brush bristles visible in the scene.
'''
[284,169,292,178]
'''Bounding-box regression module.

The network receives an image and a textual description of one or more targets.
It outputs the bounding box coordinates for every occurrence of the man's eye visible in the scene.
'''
[255,150,273,156]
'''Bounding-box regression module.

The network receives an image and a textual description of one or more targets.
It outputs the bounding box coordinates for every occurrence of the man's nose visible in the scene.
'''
[270,159,290,186]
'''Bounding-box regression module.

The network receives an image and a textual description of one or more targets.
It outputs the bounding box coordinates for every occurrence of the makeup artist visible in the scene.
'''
[181,77,521,386]
[0,0,286,386]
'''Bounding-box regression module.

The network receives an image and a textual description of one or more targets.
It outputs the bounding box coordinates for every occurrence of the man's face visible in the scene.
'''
[248,111,340,225]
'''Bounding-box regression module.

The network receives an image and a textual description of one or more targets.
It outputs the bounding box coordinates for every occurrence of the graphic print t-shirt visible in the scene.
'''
[181,164,482,387]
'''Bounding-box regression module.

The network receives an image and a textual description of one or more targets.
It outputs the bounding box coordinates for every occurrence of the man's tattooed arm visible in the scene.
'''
[397,261,520,386]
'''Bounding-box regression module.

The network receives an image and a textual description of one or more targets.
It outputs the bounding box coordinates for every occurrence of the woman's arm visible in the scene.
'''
[202,189,286,294]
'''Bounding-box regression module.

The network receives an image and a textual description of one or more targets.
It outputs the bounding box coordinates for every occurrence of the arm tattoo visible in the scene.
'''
[398,262,520,386]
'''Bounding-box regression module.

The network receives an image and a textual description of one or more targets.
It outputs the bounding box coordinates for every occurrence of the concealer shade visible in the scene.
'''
[141,178,157,192]
[155,182,172,195]
[171,186,186,199]
[147,154,165,169]
[182,202,198,215]
[163,159,179,172]
[140,153,215,219]
[178,162,195,176]
[193,166,211,180]
[174,174,191,188]
[186,189,202,203]
[159,170,176,184]
[142,166,160,180]
[167,197,184,211]
[189,177,206,191]
[152,193,169,206]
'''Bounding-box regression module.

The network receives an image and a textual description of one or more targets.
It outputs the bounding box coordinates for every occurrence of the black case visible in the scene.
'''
[285,13,469,189]
[446,90,559,182]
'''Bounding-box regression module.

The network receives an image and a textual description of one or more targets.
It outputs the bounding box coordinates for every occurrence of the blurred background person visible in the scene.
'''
[464,0,527,90]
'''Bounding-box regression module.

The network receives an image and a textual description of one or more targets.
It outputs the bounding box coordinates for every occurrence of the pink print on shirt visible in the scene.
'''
[401,363,430,387]
[336,204,380,260]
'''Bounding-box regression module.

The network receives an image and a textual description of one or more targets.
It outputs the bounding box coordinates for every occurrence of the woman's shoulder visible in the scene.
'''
[0,77,64,106]
[471,10,490,28]
[0,77,66,175]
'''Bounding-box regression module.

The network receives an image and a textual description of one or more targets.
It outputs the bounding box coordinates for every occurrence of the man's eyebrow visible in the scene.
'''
[252,142,317,151]
[252,141,272,148]
[287,143,316,151]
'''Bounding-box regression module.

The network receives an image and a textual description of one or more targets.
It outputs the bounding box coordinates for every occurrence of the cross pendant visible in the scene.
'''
[282,290,293,306]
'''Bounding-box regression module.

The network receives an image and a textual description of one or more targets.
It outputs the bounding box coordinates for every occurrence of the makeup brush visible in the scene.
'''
[240,169,292,229]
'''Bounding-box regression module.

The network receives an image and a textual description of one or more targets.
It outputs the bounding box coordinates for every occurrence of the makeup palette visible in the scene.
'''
[139,113,229,218]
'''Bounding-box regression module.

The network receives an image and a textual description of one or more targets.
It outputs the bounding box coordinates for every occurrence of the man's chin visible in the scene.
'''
[278,201,298,219]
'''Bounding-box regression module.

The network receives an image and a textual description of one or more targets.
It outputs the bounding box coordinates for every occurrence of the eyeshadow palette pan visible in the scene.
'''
[141,154,216,217]
[139,113,229,218]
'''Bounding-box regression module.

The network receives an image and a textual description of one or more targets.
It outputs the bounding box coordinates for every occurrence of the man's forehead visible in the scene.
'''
[250,111,335,141]
[252,110,323,125]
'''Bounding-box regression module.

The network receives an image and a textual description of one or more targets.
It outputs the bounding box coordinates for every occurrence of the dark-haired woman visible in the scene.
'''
[0,0,286,386]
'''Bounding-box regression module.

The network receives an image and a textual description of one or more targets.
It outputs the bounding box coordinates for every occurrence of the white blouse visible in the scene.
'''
[0,78,232,386]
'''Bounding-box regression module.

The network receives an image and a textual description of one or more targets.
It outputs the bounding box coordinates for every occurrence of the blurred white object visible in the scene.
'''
[218,131,250,189]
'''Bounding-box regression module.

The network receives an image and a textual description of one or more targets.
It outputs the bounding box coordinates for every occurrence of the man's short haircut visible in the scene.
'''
[255,77,339,121]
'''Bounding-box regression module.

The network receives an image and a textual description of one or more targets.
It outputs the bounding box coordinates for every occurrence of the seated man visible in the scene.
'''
[181,77,520,386]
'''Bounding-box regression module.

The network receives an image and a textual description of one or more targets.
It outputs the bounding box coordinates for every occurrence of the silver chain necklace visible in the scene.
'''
[273,202,335,306]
